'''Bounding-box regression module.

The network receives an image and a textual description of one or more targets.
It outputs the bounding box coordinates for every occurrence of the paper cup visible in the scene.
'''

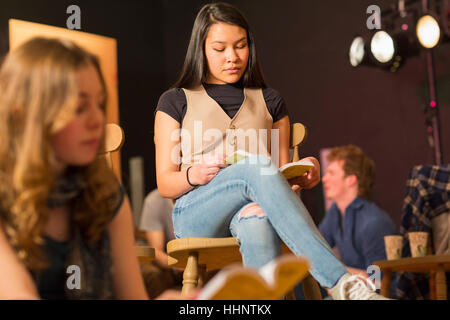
[408,232,430,257]
[384,235,403,260]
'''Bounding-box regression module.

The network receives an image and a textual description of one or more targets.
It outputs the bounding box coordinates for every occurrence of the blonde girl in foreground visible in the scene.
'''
[0,37,191,300]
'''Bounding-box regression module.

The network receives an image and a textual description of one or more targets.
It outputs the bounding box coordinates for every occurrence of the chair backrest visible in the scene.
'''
[103,123,125,170]
[290,123,307,162]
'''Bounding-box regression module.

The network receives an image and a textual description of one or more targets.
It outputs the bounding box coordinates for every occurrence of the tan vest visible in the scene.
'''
[179,85,273,170]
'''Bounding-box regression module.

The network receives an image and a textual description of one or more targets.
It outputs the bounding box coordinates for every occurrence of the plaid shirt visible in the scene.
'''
[396,164,450,300]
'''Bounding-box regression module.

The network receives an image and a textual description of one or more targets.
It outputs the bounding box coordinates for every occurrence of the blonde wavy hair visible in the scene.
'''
[0,37,121,270]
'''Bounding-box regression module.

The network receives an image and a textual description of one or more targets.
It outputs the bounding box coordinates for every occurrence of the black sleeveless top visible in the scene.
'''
[34,186,125,300]
[36,236,71,299]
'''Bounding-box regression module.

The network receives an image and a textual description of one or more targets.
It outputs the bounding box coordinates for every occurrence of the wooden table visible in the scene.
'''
[373,255,450,300]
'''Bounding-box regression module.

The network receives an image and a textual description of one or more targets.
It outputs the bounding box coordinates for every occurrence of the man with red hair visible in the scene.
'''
[319,145,396,276]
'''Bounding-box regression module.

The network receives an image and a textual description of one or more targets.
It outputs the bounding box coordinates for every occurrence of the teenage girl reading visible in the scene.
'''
[154,2,388,300]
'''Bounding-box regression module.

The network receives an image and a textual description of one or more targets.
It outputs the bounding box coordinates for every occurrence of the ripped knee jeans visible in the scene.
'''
[172,155,347,288]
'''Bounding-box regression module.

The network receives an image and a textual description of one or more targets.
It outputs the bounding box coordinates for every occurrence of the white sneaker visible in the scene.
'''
[330,273,392,300]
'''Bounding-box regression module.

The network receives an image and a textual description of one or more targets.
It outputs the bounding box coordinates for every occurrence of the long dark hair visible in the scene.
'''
[173,2,266,89]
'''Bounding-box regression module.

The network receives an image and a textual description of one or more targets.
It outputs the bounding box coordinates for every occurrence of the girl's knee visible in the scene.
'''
[238,203,266,220]
[235,212,279,244]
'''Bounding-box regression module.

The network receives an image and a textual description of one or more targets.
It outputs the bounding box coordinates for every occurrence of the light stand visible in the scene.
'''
[424,50,443,165]
[422,0,443,164]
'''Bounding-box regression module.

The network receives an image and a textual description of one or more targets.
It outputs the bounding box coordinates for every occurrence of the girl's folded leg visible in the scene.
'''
[229,203,282,268]
[173,155,346,288]
[211,155,347,289]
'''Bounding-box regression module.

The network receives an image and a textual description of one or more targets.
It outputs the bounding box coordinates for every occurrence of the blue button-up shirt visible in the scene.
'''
[319,197,397,270]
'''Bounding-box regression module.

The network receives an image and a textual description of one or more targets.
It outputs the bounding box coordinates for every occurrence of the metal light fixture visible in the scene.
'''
[349,36,366,67]
[416,14,441,48]
[370,30,396,64]
[348,0,446,164]
[349,30,410,72]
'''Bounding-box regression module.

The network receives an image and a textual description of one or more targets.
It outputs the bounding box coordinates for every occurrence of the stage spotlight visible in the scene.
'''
[370,30,395,64]
[349,8,421,72]
[366,10,420,72]
[349,36,366,67]
[416,14,441,48]
[349,30,410,71]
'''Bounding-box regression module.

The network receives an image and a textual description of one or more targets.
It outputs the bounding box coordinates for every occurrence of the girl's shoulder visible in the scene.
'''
[261,87,284,101]
[158,87,186,101]
[100,179,126,223]
[155,87,187,124]
[248,86,285,107]
[260,87,288,123]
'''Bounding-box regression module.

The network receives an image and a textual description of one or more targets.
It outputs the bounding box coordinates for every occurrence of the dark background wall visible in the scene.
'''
[1,0,449,227]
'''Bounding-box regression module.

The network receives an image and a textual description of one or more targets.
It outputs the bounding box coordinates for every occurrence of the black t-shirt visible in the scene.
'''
[155,82,289,124]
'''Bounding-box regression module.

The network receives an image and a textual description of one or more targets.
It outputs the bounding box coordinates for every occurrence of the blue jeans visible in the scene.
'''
[173,155,347,288]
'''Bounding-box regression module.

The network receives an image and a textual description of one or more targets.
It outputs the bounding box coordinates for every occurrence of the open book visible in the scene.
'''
[197,255,310,300]
[278,161,314,180]
[225,150,314,180]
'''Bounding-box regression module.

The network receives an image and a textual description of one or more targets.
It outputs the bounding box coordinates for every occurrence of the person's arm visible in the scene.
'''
[273,115,304,194]
[155,111,226,199]
[0,222,40,299]
[273,116,320,191]
[288,156,321,191]
[109,194,196,300]
[145,231,169,267]
[272,115,291,169]
[155,111,193,199]
[108,195,148,299]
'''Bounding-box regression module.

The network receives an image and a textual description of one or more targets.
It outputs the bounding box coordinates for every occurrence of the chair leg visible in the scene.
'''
[429,271,437,300]
[197,265,207,288]
[302,273,322,300]
[380,271,392,298]
[435,267,447,300]
[182,252,199,295]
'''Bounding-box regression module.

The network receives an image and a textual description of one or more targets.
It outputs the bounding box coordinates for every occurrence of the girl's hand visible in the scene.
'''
[188,154,227,186]
[288,157,321,191]
[291,184,301,194]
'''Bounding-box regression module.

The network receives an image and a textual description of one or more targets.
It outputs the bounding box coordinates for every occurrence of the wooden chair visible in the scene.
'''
[104,123,125,169]
[167,123,323,299]
[374,165,450,300]
[103,123,155,264]
[374,255,450,300]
